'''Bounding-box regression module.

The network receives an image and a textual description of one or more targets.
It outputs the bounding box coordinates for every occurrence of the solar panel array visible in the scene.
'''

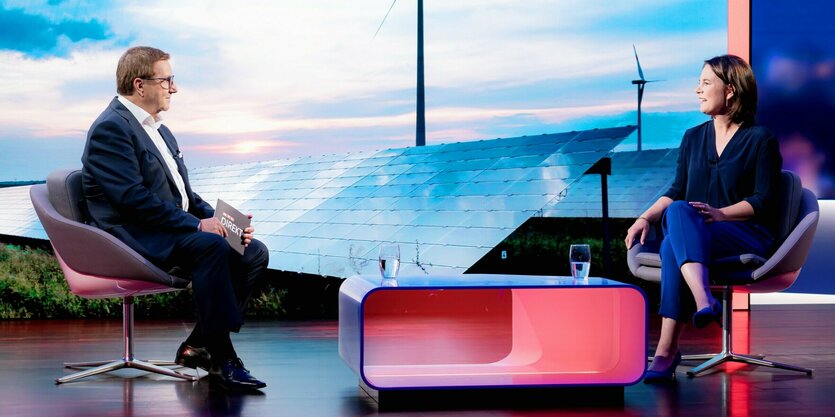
[0,185,47,240]
[541,148,679,218]
[0,126,652,278]
[187,126,636,277]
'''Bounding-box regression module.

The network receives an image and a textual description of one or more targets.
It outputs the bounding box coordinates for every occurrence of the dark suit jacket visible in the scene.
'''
[81,97,214,264]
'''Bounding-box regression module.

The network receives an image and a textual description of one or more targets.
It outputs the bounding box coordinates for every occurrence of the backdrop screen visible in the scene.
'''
[752,0,835,199]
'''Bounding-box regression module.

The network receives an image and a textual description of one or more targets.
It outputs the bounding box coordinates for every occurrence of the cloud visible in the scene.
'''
[122,1,717,103]
[0,5,110,58]
[0,0,730,181]
[0,48,122,137]
[141,0,725,138]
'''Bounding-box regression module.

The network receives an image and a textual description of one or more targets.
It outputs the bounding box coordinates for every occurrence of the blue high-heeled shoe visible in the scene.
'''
[692,300,722,328]
[644,350,682,384]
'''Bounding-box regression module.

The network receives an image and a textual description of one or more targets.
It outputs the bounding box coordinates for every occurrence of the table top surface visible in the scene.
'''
[348,273,632,289]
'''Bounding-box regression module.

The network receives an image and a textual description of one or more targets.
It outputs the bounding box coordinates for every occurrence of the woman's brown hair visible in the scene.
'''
[704,54,758,126]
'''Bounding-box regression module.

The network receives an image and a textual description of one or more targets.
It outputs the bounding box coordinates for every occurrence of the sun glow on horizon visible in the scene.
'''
[187,139,302,155]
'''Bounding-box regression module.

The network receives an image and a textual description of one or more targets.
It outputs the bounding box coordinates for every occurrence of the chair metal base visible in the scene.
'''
[65,359,177,369]
[58,358,197,384]
[647,353,764,362]
[686,287,813,377]
[56,296,198,384]
[687,351,812,377]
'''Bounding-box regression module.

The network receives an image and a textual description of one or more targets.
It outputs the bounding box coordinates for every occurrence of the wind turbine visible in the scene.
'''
[374,0,426,147]
[631,45,658,152]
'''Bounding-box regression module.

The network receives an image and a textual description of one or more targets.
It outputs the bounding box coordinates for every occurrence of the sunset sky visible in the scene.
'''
[0,0,727,181]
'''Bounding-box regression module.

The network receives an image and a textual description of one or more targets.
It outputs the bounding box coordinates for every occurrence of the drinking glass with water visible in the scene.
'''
[569,244,591,280]
[378,244,400,286]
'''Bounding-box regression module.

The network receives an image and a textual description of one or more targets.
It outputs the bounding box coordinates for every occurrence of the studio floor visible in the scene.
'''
[1,305,834,417]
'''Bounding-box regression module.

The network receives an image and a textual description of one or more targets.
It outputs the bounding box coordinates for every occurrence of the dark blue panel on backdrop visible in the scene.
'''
[753,0,835,199]
[753,0,835,295]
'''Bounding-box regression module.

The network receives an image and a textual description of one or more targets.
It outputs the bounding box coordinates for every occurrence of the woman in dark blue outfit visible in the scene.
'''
[624,55,783,383]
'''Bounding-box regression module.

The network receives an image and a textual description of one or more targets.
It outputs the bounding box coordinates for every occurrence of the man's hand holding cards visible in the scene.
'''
[212,199,252,255]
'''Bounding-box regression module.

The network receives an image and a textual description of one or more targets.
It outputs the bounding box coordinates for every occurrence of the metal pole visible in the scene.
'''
[601,172,611,276]
[637,83,644,152]
[123,296,134,361]
[584,157,612,277]
[416,0,426,146]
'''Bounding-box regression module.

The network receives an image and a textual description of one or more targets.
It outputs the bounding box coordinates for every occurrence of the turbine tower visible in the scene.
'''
[631,45,657,152]
[416,0,425,146]
[375,0,426,147]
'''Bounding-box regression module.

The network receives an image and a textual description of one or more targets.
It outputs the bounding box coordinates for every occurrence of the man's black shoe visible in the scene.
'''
[211,358,267,391]
[175,342,212,371]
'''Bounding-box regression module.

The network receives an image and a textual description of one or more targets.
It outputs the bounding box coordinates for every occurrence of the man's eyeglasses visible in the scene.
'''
[142,75,175,90]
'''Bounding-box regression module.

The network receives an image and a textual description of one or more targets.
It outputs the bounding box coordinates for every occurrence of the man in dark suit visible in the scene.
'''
[81,46,268,391]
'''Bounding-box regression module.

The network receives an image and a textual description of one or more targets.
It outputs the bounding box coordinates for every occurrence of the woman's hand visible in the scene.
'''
[689,201,726,223]
[624,217,651,249]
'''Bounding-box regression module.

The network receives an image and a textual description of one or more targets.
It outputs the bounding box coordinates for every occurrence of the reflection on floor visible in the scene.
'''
[0,305,834,417]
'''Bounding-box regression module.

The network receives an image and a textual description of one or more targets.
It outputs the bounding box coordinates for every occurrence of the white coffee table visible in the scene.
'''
[339,274,647,394]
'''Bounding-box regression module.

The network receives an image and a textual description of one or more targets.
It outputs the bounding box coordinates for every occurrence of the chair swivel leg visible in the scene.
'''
[687,287,813,377]
[56,297,198,384]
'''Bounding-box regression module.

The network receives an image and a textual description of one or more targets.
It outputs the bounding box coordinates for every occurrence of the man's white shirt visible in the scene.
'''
[117,95,189,212]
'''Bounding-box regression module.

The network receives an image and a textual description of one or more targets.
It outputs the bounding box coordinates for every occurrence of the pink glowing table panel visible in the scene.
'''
[338,274,647,390]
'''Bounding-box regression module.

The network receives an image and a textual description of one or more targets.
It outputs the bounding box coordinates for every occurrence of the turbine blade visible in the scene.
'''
[633,44,645,81]
[373,0,399,40]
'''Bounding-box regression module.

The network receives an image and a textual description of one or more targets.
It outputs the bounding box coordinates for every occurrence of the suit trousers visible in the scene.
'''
[166,232,269,336]
[658,200,772,321]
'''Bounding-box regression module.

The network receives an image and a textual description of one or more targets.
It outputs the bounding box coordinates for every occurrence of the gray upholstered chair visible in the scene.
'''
[627,170,819,376]
[30,169,197,384]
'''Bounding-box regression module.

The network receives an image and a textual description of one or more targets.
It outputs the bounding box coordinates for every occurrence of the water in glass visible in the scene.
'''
[379,244,400,286]
[569,244,591,280]
[570,261,590,280]
[380,258,400,278]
